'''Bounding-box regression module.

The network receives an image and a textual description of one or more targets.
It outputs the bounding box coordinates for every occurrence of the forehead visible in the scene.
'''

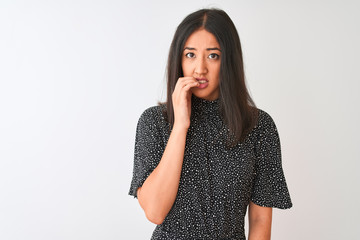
[184,29,220,48]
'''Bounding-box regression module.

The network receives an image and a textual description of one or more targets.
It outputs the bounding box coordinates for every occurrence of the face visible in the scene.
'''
[181,28,221,101]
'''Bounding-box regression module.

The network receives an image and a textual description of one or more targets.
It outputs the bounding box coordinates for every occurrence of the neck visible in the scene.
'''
[191,94,220,115]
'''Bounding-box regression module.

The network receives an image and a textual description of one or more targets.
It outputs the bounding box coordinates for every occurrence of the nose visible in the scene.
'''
[194,57,208,75]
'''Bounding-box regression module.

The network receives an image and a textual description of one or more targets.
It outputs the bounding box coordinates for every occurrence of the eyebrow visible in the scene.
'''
[184,47,221,52]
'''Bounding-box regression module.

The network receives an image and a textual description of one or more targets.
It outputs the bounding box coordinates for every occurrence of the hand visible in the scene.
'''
[171,77,199,130]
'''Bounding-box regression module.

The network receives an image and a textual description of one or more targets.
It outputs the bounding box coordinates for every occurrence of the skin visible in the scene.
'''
[137,28,272,239]
[181,28,221,102]
[248,201,273,240]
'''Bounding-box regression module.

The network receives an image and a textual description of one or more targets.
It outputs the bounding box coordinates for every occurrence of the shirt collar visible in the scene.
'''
[191,94,220,116]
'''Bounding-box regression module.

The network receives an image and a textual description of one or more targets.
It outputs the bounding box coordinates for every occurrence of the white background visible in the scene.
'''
[1,0,359,239]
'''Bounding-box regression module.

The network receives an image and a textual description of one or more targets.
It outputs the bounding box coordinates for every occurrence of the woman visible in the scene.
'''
[129,8,292,240]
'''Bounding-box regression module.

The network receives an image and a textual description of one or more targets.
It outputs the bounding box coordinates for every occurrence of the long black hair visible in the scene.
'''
[159,8,259,149]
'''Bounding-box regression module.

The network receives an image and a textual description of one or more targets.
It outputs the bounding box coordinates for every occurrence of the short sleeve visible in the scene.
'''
[128,106,165,199]
[250,110,293,209]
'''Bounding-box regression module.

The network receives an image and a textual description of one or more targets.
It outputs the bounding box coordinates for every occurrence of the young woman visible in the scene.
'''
[129,8,292,240]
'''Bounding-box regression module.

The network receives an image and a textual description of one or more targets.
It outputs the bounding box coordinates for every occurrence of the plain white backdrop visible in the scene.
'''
[0,0,359,239]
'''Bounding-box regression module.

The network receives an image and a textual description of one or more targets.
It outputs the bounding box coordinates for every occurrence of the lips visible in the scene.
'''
[195,78,209,89]
[196,78,208,83]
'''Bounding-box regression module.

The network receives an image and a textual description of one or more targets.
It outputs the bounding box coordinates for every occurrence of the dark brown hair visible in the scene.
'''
[159,8,259,149]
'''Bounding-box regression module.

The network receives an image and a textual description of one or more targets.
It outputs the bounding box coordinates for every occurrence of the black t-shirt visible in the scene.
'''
[129,94,293,240]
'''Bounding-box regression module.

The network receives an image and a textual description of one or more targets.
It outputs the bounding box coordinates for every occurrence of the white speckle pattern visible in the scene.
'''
[129,95,292,240]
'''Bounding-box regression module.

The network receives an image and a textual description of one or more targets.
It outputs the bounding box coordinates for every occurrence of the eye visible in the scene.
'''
[185,52,195,58]
[209,53,219,59]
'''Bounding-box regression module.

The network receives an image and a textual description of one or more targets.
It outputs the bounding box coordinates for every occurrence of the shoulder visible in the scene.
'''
[259,108,277,126]
[250,107,279,138]
[137,103,167,128]
[250,108,282,154]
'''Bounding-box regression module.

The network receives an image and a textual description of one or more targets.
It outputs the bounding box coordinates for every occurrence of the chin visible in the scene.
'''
[191,91,205,98]
[192,90,216,100]
[192,93,210,101]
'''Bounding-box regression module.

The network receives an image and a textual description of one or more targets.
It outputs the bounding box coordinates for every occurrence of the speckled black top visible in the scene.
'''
[128,94,292,240]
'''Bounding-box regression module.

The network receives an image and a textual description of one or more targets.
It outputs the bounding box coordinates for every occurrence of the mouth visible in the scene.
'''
[195,78,209,89]
[195,78,208,84]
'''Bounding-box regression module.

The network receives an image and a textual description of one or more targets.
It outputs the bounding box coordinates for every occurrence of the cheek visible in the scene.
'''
[213,68,220,85]
[212,64,221,78]
[181,61,192,74]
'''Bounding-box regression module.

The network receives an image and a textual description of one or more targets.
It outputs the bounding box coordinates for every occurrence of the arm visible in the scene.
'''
[137,125,188,225]
[136,77,199,225]
[248,200,273,240]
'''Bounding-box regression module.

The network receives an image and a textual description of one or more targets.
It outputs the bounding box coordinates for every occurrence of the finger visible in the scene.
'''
[178,76,196,82]
[178,79,198,89]
[177,77,197,86]
[173,77,197,94]
[182,81,200,92]
[174,81,198,100]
